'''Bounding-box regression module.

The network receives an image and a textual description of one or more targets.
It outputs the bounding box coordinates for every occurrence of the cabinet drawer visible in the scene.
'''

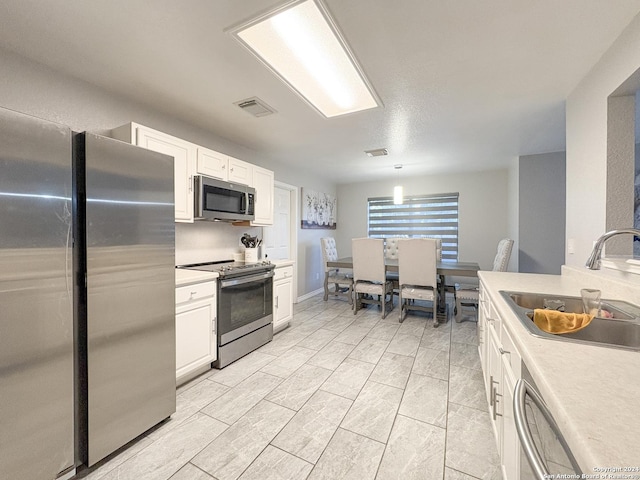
[176,281,216,305]
[500,323,521,378]
[274,265,294,281]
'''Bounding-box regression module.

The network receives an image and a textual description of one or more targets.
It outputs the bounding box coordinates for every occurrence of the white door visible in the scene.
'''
[264,186,291,260]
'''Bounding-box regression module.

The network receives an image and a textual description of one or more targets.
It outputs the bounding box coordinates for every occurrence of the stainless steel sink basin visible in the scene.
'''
[500,291,640,351]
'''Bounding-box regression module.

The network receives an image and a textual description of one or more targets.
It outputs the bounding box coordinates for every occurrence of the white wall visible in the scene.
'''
[336,169,510,271]
[0,46,335,297]
[566,13,640,266]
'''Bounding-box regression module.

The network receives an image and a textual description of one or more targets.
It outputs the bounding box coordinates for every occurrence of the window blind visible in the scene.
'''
[368,192,459,261]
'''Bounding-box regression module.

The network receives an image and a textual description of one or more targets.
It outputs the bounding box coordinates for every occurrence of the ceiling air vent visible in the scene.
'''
[364,148,388,157]
[234,97,276,117]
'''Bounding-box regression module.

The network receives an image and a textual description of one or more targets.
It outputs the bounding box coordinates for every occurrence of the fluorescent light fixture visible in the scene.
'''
[230,0,381,118]
[394,185,404,205]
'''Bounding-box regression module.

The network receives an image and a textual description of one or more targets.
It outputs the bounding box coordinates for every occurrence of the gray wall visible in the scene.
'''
[0,46,335,298]
[336,169,511,271]
[518,152,566,274]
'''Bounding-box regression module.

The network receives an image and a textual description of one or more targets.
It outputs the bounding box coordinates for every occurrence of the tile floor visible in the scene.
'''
[79,295,502,480]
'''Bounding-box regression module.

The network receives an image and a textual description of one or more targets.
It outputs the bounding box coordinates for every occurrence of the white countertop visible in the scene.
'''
[175,268,218,286]
[270,259,295,268]
[479,270,640,472]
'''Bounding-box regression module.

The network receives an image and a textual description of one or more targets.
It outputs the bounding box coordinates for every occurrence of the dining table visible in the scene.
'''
[326,257,480,326]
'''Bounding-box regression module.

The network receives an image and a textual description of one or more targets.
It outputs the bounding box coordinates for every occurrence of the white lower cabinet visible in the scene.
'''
[479,282,522,480]
[273,265,294,332]
[175,280,217,385]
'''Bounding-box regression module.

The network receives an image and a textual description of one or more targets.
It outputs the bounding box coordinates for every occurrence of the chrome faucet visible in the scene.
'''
[586,228,640,269]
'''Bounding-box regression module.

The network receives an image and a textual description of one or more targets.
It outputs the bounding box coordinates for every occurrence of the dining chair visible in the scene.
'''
[455,238,514,322]
[384,237,400,292]
[320,237,353,305]
[352,238,394,318]
[398,238,438,323]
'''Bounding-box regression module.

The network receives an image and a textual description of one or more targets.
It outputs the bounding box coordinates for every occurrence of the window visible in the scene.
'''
[367,192,459,261]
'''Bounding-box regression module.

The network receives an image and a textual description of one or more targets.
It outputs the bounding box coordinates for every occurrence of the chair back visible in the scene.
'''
[384,237,399,260]
[352,238,386,283]
[398,238,438,288]
[492,238,514,272]
[321,237,338,272]
[435,238,442,261]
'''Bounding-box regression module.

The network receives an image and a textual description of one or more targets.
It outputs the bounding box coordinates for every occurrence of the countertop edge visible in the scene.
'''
[270,259,295,268]
[175,268,219,286]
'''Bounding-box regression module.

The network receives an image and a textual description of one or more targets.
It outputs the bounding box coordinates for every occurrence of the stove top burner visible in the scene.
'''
[178,259,274,277]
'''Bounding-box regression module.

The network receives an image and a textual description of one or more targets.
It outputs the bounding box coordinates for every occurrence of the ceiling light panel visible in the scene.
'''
[231,0,381,118]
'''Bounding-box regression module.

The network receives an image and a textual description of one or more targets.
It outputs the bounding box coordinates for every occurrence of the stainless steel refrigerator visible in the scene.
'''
[0,107,176,479]
[76,132,176,467]
[0,107,75,480]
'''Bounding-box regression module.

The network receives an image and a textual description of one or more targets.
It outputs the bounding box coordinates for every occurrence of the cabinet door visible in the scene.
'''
[252,166,274,226]
[501,365,519,480]
[176,300,216,379]
[487,324,503,450]
[273,278,293,331]
[136,126,196,222]
[228,156,253,185]
[197,147,228,180]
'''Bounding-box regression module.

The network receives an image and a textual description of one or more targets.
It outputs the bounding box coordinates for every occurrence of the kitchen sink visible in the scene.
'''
[500,291,640,351]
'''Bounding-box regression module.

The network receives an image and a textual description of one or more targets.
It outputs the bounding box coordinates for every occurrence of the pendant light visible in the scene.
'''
[393,164,403,205]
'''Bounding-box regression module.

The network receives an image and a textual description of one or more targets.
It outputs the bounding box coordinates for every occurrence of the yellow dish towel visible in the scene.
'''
[532,309,594,334]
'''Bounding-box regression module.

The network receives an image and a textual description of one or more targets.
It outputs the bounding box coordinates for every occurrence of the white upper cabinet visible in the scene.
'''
[112,123,275,226]
[197,147,228,180]
[112,123,196,223]
[252,166,274,226]
[228,156,253,186]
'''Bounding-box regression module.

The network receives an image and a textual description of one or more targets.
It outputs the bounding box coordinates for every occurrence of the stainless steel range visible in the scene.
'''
[179,260,275,368]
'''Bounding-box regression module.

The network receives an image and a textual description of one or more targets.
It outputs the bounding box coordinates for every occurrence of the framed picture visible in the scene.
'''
[301,188,337,229]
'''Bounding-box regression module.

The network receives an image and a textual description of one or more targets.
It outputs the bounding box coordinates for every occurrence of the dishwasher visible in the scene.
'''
[514,362,583,479]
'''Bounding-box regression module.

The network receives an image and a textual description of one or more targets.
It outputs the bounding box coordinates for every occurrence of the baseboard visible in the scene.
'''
[297,287,324,303]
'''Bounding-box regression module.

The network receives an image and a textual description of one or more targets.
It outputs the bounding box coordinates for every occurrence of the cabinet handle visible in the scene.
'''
[222,164,226,170]
[190,291,197,297]
[189,175,193,193]
[275,295,279,308]
[492,387,502,420]
[489,375,494,405]
[499,347,510,355]
[212,316,216,333]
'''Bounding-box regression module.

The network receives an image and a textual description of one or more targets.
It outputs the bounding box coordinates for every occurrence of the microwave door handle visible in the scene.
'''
[241,192,248,214]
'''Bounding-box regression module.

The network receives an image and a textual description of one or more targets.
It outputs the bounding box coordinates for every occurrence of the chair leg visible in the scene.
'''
[455,295,463,322]
[323,272,329,301]
[353,292,359,315]
[348,284,353,306]
[433,296,438,327]
[399,291,404,323]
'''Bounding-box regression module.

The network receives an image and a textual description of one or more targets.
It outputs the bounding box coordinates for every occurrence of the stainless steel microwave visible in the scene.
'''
[194,175,255,222]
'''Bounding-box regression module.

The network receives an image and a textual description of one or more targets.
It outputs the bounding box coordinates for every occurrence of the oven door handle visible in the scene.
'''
[220,270,274,288]
[514,379,583,479]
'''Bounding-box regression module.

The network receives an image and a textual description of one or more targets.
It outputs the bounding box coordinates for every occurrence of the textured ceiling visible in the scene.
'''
[1,0,639,183]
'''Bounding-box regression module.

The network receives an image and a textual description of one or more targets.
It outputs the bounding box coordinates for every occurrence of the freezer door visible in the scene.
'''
[83,133,176,466]
[0,108,75,479]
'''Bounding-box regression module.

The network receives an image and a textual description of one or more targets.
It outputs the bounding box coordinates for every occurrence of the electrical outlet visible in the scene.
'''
[567,238,575,254]
[315,273,320,280]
